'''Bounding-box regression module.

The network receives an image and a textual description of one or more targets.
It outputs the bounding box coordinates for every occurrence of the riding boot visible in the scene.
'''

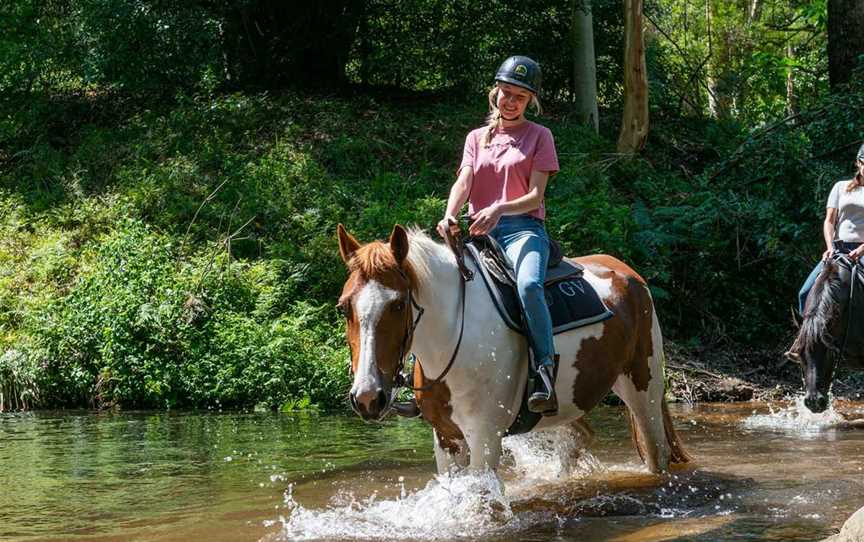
[527,354,558,416]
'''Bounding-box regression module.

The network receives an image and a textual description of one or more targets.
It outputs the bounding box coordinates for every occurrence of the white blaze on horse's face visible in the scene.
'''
[351,280,400,406]
[337,223,414,421]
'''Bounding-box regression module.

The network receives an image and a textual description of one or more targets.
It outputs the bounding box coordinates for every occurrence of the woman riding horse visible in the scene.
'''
[787,143,864,412]
[437,56,560,415]
[796,143,864,315]
[338,55,689,474]
[337,224,690,473]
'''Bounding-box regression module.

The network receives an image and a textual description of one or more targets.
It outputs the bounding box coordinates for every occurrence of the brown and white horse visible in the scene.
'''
[337,224,690,474]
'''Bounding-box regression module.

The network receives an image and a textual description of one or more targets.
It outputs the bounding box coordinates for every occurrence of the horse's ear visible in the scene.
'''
[389,224,409,265]
[337,224,361,265]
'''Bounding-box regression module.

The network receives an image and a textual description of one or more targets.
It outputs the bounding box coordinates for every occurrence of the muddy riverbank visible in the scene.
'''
[663,343,864,404]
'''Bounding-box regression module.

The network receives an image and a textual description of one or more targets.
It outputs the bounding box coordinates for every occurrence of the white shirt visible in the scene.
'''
[827,179,864,242]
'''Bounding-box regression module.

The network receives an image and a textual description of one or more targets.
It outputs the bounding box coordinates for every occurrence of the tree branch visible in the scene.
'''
[710,104,832,181]
[644,11,719,107]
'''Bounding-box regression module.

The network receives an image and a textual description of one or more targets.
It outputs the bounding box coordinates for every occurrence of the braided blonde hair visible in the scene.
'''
[482,86,542,147]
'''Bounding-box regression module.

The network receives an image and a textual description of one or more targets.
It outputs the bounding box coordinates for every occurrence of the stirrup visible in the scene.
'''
[528,364,557,416]
[392,398,422,418]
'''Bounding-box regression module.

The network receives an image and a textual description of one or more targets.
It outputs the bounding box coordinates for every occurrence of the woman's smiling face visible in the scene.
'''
[495,82,532,121]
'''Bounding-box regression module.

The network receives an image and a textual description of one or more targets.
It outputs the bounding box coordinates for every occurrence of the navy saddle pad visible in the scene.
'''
[464,238,613,336]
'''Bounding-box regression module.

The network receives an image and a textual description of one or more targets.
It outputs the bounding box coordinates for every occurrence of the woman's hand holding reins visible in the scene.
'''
[468,205,502,236]
[851,245,864,261]
[823,248,834,261]
[436,215,460,239]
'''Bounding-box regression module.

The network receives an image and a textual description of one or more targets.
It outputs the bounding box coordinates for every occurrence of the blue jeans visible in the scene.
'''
[798,261,823,315]
[491,215,555,367]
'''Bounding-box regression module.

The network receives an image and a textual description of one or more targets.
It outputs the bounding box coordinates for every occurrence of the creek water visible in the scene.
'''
[1,400,863,542]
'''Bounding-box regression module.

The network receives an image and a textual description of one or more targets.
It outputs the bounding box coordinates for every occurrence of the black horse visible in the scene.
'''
[787,254,864,413]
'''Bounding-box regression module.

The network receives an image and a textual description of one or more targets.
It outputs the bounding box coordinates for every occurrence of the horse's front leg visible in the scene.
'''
[433,430,468,475]
[466,430,504,471]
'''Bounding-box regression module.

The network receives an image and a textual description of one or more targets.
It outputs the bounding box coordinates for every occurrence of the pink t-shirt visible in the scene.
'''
[459,121,559,220]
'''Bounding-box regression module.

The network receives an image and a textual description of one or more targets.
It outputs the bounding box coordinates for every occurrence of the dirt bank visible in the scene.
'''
[662,342,864,404]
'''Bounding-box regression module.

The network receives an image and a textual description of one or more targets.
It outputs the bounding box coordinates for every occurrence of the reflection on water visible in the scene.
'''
[1,401,863,541]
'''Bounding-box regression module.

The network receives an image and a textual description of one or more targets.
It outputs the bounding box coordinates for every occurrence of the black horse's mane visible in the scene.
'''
[796,259,846,355]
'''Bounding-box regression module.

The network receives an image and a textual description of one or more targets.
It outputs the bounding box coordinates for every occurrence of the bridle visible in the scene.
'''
[395,227,474,392]
[347,227,474,399]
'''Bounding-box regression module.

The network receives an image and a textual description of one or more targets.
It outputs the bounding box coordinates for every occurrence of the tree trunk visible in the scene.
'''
[705,0,732,119]
[749,0,762,24]
[358,4,370,86]
[736,0,764,115]
[617,0,649,154]
[571,0,599,133]
[786,42,797,118]
[827,0,864,90]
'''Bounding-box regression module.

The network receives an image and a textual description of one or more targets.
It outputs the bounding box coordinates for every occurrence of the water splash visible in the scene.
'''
[741,395,844,433]
[267,426,604,540]
[502,425,601,483]
[270,471,517,541]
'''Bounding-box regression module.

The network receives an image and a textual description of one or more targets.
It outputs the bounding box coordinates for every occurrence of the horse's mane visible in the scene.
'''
[347,228,451,293]
[795,260,845,355]
[405,228,454,289]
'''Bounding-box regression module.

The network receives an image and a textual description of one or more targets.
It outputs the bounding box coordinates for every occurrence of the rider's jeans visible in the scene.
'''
[798,261,824,315]
[491,215,555,367]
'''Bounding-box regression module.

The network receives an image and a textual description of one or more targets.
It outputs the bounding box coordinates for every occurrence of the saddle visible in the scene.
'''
[463,234,614,436]
[464,235,614,336]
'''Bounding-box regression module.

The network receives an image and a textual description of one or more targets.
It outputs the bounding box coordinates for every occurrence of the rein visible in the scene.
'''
[394,228,474,392]
[833,256,859,375]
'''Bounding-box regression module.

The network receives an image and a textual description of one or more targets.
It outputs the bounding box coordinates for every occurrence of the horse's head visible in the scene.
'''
[336,224,416,421]
[788,258,855,413]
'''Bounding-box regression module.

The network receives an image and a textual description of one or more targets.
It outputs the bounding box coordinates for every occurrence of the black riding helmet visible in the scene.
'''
[494,56,541,95]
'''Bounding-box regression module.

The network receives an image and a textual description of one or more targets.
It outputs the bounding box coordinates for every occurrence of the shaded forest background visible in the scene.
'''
[1,0,863,410]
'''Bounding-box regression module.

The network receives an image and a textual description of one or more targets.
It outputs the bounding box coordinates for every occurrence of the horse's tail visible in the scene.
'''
[627,401,691,466]
[628,304,692,466]
[651,304,691,465]
[627,410,647,463]
[662,400,692,464]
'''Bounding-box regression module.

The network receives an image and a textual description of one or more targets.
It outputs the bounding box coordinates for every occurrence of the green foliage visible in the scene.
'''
[280,396,318,412]
[546,126,635,259]
[612,81,864,344]
[4,79,863,407]
[7,219,350,410]
[0,349,39,411]
[1,0,861,409]
[0,0,220,96]
[648,0,829,123]
[353,0,623,101]
[75,0,221,91]
[0,0,628,103]
[0,91,478,410]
